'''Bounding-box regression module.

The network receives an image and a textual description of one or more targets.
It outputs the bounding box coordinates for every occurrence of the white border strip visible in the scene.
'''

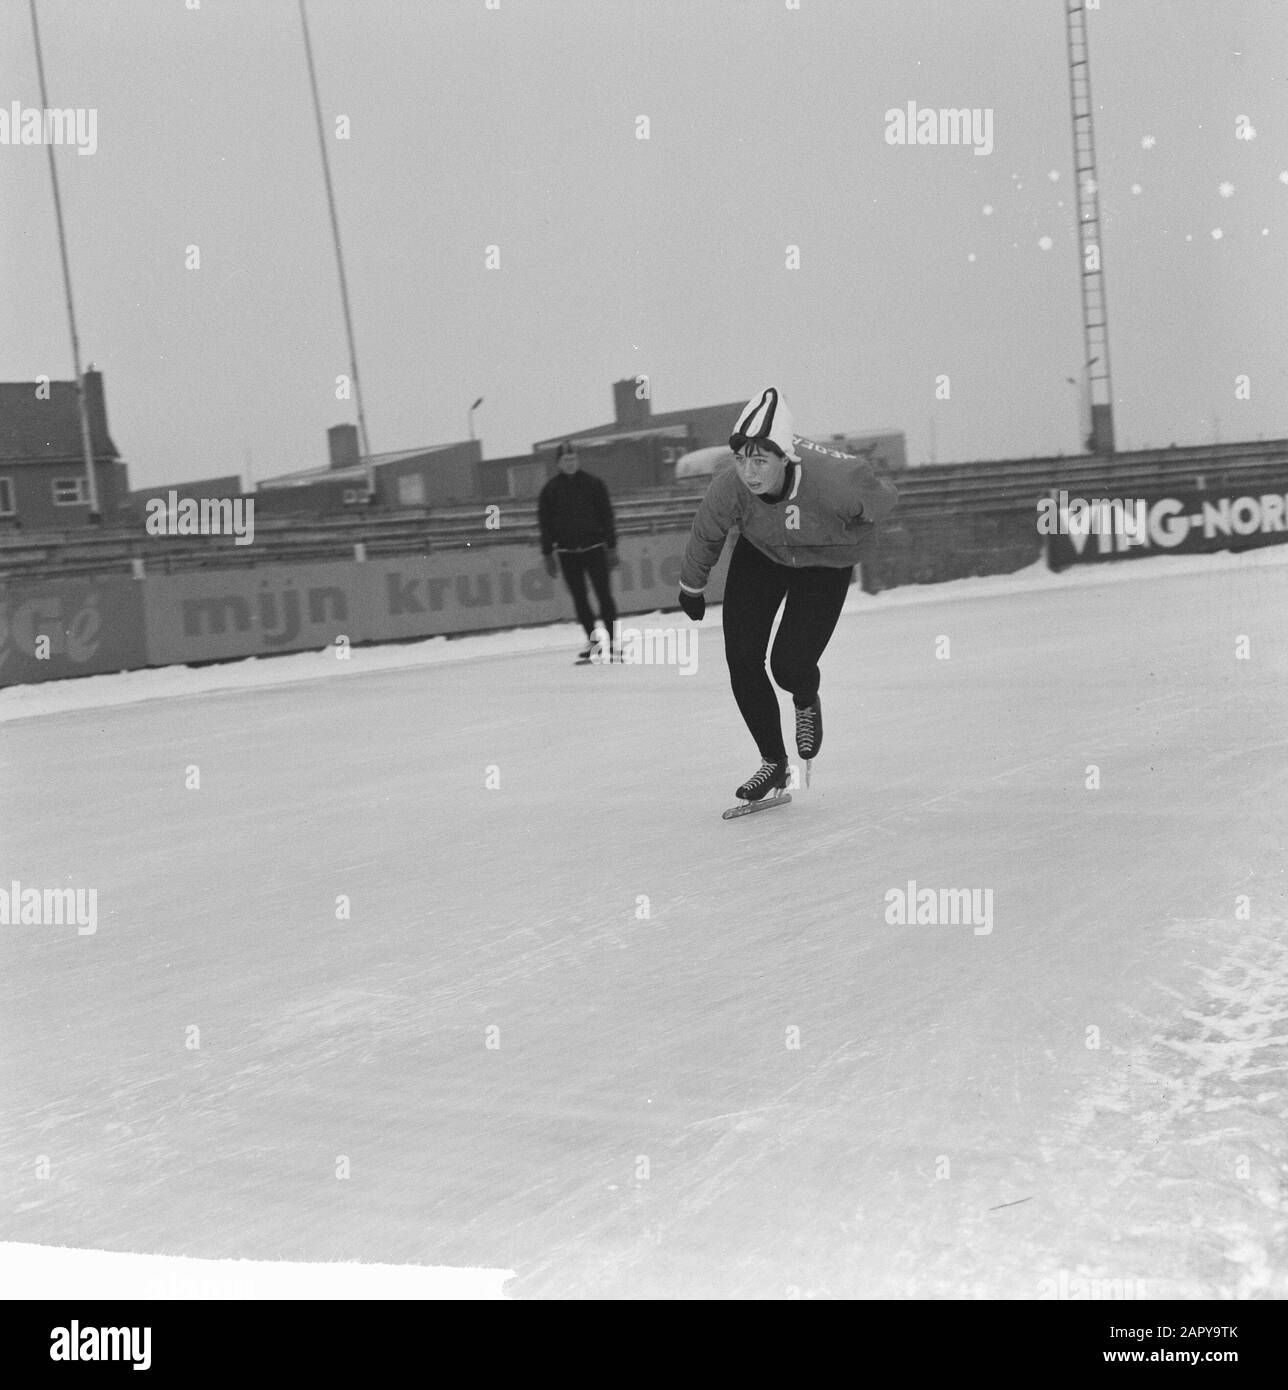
[0,1242,511,1300]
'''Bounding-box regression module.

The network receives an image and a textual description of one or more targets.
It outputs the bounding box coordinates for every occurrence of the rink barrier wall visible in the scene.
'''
[141,560,364,665]
[1044,487,1288,569]
[0,575,148,685]
[0,531,733,685]
[861,510,1040,591]
[862,482,1288,590]
[7,481,1288,685]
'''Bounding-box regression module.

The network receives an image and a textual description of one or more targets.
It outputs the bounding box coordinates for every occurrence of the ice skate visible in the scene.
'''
[794,695,821,786]
[722,758,792,819]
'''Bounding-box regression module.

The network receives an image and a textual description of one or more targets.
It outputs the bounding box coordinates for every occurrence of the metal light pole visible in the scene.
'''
[29,0,100,520]
[1065,1,1116,455]
[299,0,373,498]
[468,397,484,441]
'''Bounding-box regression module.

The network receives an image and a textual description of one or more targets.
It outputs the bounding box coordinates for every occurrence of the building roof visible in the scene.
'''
[257,463,367,488]
[256,440,478,489]
[534,402,745,453]
[0,372,119,463]
[546,423,691,450]
[365,441,476,467]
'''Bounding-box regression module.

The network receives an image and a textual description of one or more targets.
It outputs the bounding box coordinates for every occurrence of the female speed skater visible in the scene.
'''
[676,387,899,805]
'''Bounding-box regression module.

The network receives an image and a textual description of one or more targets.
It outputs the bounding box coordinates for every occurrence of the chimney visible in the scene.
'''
[82,367,108,455]
[328,423,361,470]
[612,377,652,430]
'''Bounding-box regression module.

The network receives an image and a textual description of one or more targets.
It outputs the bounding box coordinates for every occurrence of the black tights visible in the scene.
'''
[558,547,617,638]
[721,536,853,761]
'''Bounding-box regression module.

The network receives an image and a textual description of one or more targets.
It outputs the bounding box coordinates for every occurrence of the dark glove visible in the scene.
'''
[605,546,620,570]
[544,553,558,579]
[678,588,705,622]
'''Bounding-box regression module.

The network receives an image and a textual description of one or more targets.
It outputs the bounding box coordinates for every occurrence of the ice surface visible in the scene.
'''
[2,550,1286,1298]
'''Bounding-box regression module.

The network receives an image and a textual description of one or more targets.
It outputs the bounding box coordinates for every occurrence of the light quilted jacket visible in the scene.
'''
[679,436,899,593]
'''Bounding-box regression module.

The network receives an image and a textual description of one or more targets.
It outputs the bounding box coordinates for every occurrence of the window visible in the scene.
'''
[53,477,89,505]
[0,478,13,516]
[508,462,547,499]
[397,474,426,506]
[342,488,370,505]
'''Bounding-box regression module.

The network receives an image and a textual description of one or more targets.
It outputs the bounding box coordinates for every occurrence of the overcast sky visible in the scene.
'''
[2,0,1285,489]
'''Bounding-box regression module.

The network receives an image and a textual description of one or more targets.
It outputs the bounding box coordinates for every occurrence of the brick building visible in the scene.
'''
[259,382,906,513]
[122,474,247,520]
[254,424,483,514]
[0,369,130,528]
[474,379,747,501]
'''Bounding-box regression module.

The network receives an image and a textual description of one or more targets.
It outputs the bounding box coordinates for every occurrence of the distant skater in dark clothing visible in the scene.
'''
[538,441,620,661]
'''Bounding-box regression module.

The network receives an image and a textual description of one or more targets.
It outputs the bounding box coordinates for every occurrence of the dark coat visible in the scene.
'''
[537,469,617,555]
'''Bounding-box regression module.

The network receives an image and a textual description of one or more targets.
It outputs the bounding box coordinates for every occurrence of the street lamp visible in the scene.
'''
[468,397,484,441]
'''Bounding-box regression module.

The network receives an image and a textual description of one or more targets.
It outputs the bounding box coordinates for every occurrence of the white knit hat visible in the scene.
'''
[729,387,801,463]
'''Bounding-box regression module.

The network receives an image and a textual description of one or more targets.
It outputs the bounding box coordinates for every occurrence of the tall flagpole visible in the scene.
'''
[298,0,374,498]
[29,0,100,519]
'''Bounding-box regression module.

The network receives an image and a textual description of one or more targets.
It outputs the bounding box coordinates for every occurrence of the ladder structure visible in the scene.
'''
[1064,1,1116,455]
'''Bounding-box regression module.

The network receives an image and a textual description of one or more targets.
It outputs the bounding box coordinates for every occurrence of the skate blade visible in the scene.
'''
[722,792,792,820]
[804,759,812,788]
